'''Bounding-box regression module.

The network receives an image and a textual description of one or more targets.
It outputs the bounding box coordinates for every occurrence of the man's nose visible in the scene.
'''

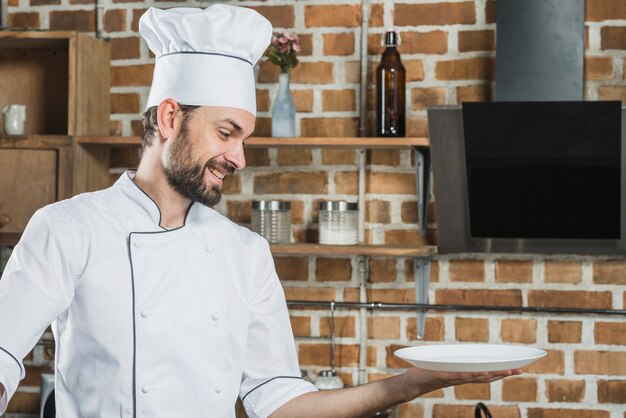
[224,140,246,170]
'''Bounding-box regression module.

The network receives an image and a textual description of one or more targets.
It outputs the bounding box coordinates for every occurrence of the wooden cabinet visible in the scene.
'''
[0,31,110,137]
[0,31,111,245]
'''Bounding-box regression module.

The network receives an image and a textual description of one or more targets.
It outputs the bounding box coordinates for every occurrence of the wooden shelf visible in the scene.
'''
[270,243,436,257]
[0,135,72,148]
[77,136,430,148]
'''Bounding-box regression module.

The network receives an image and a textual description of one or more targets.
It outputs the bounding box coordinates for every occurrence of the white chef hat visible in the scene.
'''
[139,5,273,115]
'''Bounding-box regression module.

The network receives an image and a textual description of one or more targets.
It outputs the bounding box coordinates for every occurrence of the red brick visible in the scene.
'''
[109,120,123,136]
[315,257,352,282]
[485,0,496,23]
[411,88,446,111]
[526,349,565,374]
[247,5,294,28]
[284,286,336,301]
[548,320,582,343]
[111,65,154,87]
[436,289,523,306]
[400,201,418,224]
[436,57,495,81]
[458,30,496,52]
[405,259,439,284]
[594,322,626,345]
[49,10,95,31]
[322,89,356,111]
[299,343,366,367]
[367,172,415,194]
[30,0,58,4]
[574,351,626,375]
[394,2,476,26]
[495,260,533,283]
[366,288,415,304]
[367,149,401,166]
[399,402,424,418]
[226,201,250,224]
[222,174,241,194]
[528,290,612,309]
[366,200,391,224]
[586,0,626,21]
[322,149,356,165]
[406,60,425,81]
[369,258,396,283]
[255,89,270,112]
[433,405,519,418]
[454,383,490,400]
[368,316,400,339]
[104,9,126,33]
[386,344,414,368]
[597,379,626,403]
[546,379,585,403]
[320,316,356,338]
[301,118,358,137]
[598,86,626,102]
[384,229,436,246]
[502,377,537,402]
[131,9,147,32]
[457,85,491,103]
[292,62,335,84]
[323,33,355,56]
[593,261,626,284]
[253,172,327,194]
[297,34,313,57]
[334,171,358,194]
[400,31,448,55]
[276,148,312,166]
[111,93,140,114]
[449,260,484,282]
[406,117,429,137]
[8,12,40,28]
[601,27,626,50]
[585,57,613,80]
[407,316,445,341]
[244,149,270,167]
[527,409,609,418]
[292,90,314,112]
[544,261,582,284]
[455,317,489,342]
[305,5,361,27]
[275,257,308,282]
[501,319,537,343]
[290,316,311,337]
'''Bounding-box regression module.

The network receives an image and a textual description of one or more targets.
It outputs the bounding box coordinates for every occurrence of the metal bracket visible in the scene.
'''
[413,256,431,340]
[414,146,432,236]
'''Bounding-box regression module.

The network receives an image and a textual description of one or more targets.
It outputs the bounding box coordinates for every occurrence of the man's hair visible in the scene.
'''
[140,104,200,148]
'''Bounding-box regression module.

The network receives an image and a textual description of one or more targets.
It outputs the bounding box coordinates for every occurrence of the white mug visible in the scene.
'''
[3,104,26,136]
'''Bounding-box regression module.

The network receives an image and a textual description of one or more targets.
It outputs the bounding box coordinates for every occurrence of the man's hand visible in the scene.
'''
[398,367,524,401]
[271,367,523,418]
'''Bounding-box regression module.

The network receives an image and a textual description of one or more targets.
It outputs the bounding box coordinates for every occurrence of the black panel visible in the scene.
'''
[463,101,622,240]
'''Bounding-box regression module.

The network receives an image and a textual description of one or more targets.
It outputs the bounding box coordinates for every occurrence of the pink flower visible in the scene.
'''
[278,36,287,44]
[292,43,301,52]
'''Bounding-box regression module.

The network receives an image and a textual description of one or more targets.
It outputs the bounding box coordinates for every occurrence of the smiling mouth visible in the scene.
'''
[208,166,226,180]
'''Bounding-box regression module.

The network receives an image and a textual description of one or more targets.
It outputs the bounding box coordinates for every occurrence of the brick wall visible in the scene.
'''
[5,0,626,417]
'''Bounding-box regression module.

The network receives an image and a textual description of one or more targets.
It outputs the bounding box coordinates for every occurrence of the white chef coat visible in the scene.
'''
[0,171,316,418]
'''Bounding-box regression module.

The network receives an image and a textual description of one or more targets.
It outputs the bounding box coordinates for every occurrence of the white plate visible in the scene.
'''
[394,344,547,372]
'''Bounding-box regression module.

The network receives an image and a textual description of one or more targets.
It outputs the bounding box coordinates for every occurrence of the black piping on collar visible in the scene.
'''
[159,51,253,66]
[126,171,194,230]
[240,376,304,403]
[0,346,22,376]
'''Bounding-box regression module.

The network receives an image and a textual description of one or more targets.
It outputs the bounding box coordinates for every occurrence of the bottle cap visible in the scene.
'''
[382,29,401,47]
[252,200,291,210]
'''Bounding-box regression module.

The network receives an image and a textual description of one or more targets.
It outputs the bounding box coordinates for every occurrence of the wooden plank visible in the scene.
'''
[270,243,437,257]
[71,141,111,195]
[0,149,57,233]
[0,136,71,148]
[77,136,430,148]
[73,33,110,135]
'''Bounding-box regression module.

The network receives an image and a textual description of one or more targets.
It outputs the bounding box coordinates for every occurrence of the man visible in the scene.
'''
[0,5,521,417]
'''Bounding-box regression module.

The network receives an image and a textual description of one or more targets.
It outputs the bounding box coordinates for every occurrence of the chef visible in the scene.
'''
[0,4,521,418]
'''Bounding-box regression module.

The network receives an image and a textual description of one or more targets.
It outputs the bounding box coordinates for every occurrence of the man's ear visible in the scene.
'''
[156,98,179,142]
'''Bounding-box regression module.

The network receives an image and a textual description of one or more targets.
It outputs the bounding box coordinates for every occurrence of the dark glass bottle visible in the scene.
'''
[376,30,406,137]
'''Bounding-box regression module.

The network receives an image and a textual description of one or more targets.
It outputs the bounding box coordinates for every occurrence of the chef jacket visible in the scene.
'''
[0,171,316,417]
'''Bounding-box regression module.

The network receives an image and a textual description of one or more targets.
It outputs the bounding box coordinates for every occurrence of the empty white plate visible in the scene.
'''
[394,344,547,372]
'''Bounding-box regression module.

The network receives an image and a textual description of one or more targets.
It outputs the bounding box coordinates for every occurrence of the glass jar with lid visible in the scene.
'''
[318,201,359,245]
[251,200,291,243]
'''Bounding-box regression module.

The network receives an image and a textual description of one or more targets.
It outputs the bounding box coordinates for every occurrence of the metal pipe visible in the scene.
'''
[286,300,626,316]
[357,256,368,385]
[358,0,370,138]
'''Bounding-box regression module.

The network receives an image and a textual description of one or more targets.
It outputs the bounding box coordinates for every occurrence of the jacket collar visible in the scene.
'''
[115,170,167,227]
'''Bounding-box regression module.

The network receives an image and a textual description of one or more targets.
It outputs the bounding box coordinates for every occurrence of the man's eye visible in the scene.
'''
[219,130,231,139]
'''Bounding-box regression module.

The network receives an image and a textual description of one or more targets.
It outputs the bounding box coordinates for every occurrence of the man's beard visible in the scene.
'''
[163,121,234,207]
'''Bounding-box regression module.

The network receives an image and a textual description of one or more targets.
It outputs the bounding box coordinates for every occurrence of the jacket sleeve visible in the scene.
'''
[0,205,86,413]
[239,237,317,418]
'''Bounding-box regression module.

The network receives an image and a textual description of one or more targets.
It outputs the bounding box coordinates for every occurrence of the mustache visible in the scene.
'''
[204,160,235,175]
